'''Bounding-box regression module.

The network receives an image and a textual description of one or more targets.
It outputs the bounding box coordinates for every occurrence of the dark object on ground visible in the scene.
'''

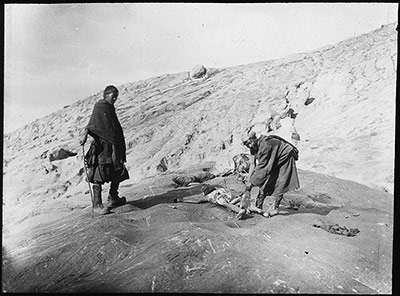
[49,148,77,162]
[292,132,300,141]
[172,175,196,187]
[312,223,360,237]
[190,65,207,79]
[304,97,315,106]
[201,184,218,195]
[286,108,298,119]
[173,172,215,187]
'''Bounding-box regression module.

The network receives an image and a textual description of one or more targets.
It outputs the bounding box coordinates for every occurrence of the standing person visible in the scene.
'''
[243,126,300,217]
[79,85,129,215]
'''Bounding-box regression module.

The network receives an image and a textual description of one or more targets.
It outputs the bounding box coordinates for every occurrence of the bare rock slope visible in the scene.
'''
[2,168,394,293]
[4,23,396,199]
[2,23,396,293]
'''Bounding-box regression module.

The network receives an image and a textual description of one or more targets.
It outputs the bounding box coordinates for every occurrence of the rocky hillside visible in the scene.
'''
[2,23,396,294]
[3,23,396,215]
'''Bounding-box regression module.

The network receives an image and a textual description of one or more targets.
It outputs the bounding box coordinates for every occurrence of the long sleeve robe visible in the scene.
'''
[250,135,300,196]
[84,99,129,184]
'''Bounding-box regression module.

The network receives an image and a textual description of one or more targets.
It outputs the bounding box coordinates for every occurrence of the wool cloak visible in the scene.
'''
[250,134,300,196]
[86,99,127,169]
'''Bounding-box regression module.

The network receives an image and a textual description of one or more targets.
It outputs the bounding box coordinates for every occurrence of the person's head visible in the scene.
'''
[243,131,259,155]
[103,85,119,105]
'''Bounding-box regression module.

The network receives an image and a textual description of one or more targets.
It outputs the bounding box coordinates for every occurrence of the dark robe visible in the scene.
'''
[84,99,129,184]
[250,135,299,196]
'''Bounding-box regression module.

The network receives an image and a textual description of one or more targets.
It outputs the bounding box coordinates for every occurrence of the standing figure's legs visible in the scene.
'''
[106,180,126,208]
[265,194,284,217]
[92,183,110,215]
[255,190,266,210]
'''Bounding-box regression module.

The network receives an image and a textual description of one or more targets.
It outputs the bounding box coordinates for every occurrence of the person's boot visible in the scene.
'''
[236,208,246,220]
[106,194,126,208]
[92,184,110,215]
[236,191,251,220]
[255,192,265,210]
[265,195,284,217]
[256,193,271,218]
[106,181,126,208]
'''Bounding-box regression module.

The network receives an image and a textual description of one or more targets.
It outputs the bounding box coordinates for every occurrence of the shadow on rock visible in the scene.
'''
[128,184,204,210]
[278,191,342,216]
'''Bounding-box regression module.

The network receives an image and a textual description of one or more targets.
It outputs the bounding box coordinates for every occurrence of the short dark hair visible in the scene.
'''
[103,85,119,98]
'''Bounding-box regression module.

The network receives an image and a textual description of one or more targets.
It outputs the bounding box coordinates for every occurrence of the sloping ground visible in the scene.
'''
[2,167,393,293]
[3,23,396,211]
[2,23,395,294]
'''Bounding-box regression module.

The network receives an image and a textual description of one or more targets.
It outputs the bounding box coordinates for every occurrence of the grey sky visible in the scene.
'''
[4,3,398,134]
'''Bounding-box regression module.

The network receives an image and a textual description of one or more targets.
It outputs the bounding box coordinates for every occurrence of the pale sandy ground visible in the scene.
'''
[2,23,396,293]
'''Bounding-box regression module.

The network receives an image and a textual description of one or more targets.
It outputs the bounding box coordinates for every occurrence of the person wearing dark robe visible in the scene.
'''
[80,85,129,215]
[243,130,300,217]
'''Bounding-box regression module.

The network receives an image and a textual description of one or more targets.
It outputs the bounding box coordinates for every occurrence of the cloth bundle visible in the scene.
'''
[205,188,234,206]
[172,172,216,187]
[312,223,360,237]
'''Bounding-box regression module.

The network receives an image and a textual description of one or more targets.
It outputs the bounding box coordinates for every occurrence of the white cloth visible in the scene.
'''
[206,188,233,205]
[268,117,298,146]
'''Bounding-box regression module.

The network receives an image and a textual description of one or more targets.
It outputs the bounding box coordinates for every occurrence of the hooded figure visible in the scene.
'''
[80,85,129,215]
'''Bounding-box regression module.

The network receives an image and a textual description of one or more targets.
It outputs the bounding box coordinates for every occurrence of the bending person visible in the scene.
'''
[243,126,300,217]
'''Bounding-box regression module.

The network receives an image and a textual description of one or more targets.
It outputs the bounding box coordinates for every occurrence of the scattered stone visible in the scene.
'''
[286,108,298,119]
[304,97,316,106]
[292,131,301,141]
[156,157,168,172]
[40,163,58,175]
[40,150,49,159]
[49,148,77,162]
[77,167,85,176]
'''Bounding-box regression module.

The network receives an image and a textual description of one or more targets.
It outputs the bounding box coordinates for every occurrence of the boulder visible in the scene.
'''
[156,157,168,172]
[304,97,315,106]
[172,172,215,187]
[286,108,298,119]
[190,65,207,79]
[49,148,77,162]
[40,150,49,159]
